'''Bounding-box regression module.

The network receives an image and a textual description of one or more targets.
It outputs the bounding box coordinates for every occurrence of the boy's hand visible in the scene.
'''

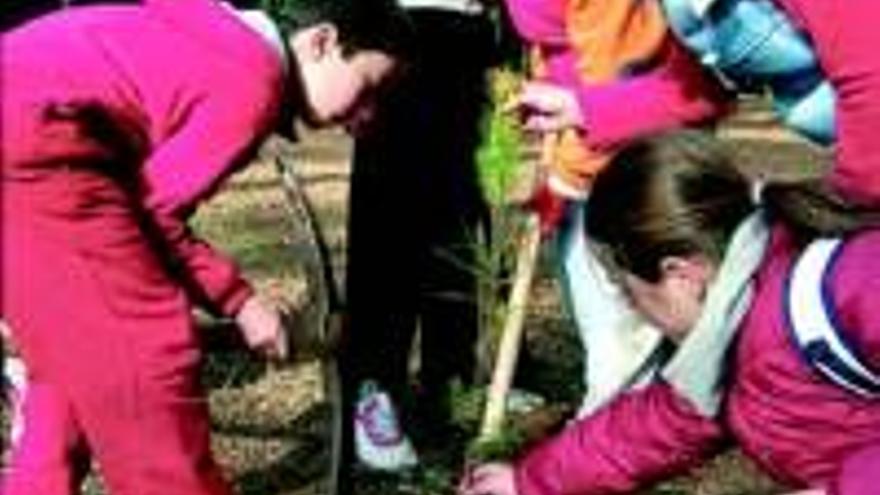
[235,296,289,361]
[458,463,518,495]
[507,81,584,133]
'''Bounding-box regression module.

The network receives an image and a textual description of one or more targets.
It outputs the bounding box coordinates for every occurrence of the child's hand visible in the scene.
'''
[458,463,518,495]
[507,81,584,133]
[235,296,288,361]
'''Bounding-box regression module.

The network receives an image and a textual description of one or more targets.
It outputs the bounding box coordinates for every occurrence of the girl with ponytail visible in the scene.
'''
[460,130,880,495]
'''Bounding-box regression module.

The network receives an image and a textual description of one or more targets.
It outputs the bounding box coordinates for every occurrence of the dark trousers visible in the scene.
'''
[342,10,494,405]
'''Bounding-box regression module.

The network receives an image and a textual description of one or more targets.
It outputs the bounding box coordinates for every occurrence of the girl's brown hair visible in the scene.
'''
[586,130,880,282]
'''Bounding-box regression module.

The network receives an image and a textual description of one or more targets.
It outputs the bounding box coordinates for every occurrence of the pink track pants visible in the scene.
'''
[1,164,231,495]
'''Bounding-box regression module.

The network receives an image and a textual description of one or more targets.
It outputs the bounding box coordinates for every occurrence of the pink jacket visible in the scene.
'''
[771,0,880,204]
[1,0,285,316]
[573,38,730,148]
[515,227,880,494]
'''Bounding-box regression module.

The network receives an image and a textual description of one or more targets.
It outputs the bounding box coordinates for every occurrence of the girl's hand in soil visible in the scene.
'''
[458,462,518,495]
[235,295,289,361]
[507,81,584,133]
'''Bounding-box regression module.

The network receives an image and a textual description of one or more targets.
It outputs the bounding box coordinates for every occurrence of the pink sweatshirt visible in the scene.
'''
[515,227,880,494]
[771,0,880,204]
[1,0,285,316]
[504,0,730,150]
[573,38,730,148]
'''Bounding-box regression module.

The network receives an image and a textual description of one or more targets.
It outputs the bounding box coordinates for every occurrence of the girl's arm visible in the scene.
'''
[575,38,731,149]
[514,40,730,149]
[513,381,726,495]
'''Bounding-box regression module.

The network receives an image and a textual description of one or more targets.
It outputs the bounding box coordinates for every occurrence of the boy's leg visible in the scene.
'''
[1,378,88,495]
[1,169,230,495]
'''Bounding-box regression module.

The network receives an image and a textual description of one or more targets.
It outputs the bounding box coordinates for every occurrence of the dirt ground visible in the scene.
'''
[1,98,827,494]
[200,97,826,495]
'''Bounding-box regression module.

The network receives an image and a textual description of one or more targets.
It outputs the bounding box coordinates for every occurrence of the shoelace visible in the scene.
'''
[356,394,405,447]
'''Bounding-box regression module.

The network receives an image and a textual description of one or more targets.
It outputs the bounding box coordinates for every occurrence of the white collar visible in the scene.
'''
[661,211,771,416]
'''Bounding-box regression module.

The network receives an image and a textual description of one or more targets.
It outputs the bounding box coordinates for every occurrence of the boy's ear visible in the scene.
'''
[297,22,340,61]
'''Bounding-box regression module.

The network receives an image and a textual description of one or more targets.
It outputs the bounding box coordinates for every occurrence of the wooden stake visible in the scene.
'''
[479,213,542,440]
[478,133,556,441]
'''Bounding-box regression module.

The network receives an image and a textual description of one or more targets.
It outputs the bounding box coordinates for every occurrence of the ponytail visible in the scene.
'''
[761,179,880,239]
[586,130,880,283]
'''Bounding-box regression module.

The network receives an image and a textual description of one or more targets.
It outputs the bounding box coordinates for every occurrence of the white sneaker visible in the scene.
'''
[4,356,28,447]
[354,381,418,472]
[506,388,545,415]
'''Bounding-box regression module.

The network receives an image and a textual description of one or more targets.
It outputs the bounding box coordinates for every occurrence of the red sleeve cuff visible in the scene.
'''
[514,441,565,495]
[217,278,254,317]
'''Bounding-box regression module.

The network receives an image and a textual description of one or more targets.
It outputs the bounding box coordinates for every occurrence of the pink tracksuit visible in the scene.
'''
[1,1,284,493]
[515,227,880,495]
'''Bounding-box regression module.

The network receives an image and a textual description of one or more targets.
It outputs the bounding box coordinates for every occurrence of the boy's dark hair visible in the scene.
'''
[586,130,880,282]
[261,0,413,58]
